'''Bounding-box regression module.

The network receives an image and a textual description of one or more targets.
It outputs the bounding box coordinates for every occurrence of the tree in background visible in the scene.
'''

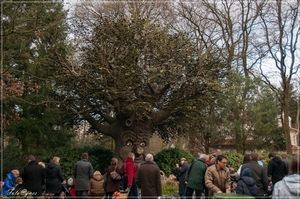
[259,0,300,154]
[173,0,278,153]
[1,1,75,162]
[217,72,280,153]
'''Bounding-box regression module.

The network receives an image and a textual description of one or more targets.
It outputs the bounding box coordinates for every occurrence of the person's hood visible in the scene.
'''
[47,162,58,169]
[125,157,134,163]
[7,172,17,182]
[281,174,300,196]
[28,160,38,165]
[241,176,256,187]
[92,174,104,181]
[272,156,283,165]
[242,168,252,177]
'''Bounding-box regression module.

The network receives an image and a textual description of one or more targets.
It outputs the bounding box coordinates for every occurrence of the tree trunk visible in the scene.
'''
[86,115,153,166]
[283,90,292,154]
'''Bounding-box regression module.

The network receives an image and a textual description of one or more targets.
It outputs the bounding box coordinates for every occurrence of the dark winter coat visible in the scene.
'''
[187,159,206,191]
[105,164,120,193]
[236,168,258,196]
[136,161,162,199]
[176,162,189,195]
[241,160,268,196]
[74,159,94,191]
[22,161,46,196]
[46,162,64,194]
[267,156,288,185]
[90,174,105,197]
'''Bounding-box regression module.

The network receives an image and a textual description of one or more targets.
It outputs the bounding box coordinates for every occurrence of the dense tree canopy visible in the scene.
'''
[1,1,75,158]
[51,1,227,164]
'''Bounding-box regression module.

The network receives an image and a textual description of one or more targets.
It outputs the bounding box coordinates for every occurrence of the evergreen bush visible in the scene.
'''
[154,147,195,179]
[40,145,113,178]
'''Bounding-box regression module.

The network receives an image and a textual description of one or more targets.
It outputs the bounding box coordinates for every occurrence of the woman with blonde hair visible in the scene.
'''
[123,152,138,199]
[105,158,121,199]
[1,169,19,196]
[45,156,64,197]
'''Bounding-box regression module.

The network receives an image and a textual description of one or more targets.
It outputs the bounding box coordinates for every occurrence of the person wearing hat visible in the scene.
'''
[176,158,189,199]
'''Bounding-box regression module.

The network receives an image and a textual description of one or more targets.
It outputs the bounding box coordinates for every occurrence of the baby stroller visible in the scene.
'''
[61,177,76,199]
[7,184,29,199]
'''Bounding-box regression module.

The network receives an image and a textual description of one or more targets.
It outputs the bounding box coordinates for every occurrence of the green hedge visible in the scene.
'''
[40,145,114,179]
[3,144,113,180]
[154,147,195,179]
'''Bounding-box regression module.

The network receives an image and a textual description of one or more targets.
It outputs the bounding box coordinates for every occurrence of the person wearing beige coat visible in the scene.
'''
[205,155,231,197]
[89,171,105,199]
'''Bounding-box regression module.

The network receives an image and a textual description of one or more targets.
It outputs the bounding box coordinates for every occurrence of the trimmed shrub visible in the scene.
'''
[40,145,113,179]
[154,147,195,179]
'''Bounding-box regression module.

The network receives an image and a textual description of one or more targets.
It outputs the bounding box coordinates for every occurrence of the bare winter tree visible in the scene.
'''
[259,0,300,154]
[173,0,271,153]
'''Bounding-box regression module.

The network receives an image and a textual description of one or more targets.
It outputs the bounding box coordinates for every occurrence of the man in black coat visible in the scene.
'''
[22,155,46,198]
[241,152,269,197]
[268,152,288,192]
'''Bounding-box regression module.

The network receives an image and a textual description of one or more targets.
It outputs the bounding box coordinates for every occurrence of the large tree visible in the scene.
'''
[1,1,74,158]
[55,0,227,165]
[259,0,300,154]
[173,0,273,152]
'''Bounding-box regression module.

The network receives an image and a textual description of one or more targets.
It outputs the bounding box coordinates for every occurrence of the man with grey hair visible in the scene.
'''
[186,153,207,199]
[136,154,162,199]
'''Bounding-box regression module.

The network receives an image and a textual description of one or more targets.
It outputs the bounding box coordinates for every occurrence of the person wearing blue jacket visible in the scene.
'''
[237,168,258,197]
[1,169,19,196]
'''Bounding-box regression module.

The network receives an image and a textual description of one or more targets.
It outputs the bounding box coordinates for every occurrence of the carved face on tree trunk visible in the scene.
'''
[117,119,151,166]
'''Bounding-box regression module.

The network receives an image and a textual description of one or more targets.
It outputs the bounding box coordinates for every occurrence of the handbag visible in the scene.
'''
[110,165,122,181]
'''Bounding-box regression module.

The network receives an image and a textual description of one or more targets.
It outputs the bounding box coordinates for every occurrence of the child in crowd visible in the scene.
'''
[229,167,239,182]
[237,168,258,197]
[1,170,19,196]
[231,182,237,193]
[8,177,27,199]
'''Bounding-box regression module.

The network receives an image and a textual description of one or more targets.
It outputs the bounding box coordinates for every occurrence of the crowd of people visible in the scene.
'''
[176,149,300,199]
[0,149,299,199]
[0,152,161,199]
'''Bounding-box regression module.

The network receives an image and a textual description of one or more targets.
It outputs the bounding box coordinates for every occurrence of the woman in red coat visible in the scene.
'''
[105,158,121,199]
[123,152,138,199]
